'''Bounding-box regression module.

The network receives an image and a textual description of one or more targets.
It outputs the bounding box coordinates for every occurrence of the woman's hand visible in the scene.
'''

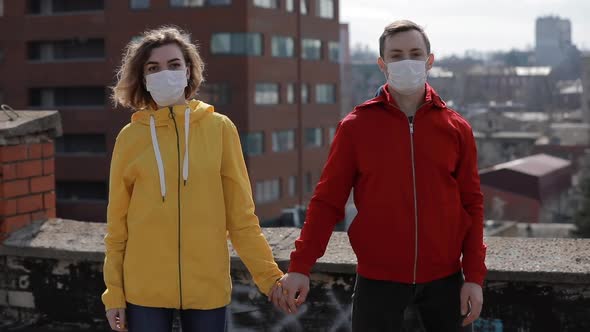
[106,308,128,331]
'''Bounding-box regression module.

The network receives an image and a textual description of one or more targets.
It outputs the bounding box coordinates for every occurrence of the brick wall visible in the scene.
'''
[0,141,56,240]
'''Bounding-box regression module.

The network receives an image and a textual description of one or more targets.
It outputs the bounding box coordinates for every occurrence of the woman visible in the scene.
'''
[102,26,283,332]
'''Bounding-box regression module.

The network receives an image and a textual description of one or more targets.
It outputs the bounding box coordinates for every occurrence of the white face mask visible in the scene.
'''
[385,59,428,95]
[145,70,188,107]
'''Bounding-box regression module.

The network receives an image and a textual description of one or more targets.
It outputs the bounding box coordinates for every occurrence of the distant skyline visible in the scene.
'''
[340,0,590,58]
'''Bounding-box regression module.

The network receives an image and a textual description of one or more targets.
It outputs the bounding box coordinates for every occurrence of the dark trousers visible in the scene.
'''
[125,302,227,332]
[352,272,473,332]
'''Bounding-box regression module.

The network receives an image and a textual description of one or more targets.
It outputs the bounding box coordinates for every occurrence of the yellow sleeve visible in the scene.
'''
[221,116,284,295]
[101,135,132,310]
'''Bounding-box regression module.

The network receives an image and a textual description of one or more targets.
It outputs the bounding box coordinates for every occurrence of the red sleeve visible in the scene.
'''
[456,121,487,286]
[288,119,357,275]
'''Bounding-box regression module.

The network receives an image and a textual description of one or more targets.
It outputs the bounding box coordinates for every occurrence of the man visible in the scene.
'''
[270,20,486,331]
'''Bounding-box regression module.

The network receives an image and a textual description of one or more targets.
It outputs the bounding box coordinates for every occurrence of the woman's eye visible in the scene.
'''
[147,66,157,72]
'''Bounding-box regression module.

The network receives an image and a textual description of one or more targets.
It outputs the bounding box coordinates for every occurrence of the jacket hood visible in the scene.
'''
[131,99,214,126]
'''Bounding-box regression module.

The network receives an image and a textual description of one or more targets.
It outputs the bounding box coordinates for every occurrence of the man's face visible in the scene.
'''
[378,30,434,73]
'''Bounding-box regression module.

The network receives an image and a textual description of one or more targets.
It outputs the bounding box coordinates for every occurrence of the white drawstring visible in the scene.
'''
[150,115,166,201]
[183,107,190,185]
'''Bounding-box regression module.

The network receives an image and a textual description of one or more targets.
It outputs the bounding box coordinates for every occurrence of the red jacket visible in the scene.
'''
[289,83,487,286]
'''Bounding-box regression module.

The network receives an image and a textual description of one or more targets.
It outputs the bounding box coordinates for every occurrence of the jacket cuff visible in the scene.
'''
[102,288,127,311]
[287,260,313,276]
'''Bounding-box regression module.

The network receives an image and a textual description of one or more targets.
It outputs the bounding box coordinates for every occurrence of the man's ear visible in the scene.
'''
[377,57,387,73]
[426,54,435,70]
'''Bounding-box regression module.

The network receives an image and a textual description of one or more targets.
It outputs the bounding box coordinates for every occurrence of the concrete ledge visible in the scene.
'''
[2,218,590,284]
[0,110,62,144]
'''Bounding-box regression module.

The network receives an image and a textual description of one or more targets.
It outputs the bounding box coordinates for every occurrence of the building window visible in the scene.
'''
[286,83,295,104]
[300,0,307,14]
[316,84,336,104]
[305,128,323,148]
[272,130,295,152]
[130,0,149,9]
[255,178,281,204]
[285,0,293,12]
[253,0,277,8]
[255,83,279,105]
[56,181,107,202]
[241,132,264,156]
[304,172,313,193]
[171,0,231,6]
[28,39,105,62]
[316,0,334,19]
[301,83,309,104]
[29,87,105,108]
[28,0,105,15]
[271,36,294,58]
[302,39,321,60]
[328,127,336,144]
[288,175,297,197]
[328,41,339,62]
[55,134,107,155]
[211,33,262,56]
[199,82,231,105]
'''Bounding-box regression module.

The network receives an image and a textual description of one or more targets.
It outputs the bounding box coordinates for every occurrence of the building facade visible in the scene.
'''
[0,0,341,222]
[535,16,572,67]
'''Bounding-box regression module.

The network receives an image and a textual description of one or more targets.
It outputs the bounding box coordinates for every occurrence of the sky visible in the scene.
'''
[340,0,590,58]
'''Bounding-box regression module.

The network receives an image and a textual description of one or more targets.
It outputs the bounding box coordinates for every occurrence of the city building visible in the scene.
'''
[339,23,352,118]
[480,154,573,223]
[0,0,341,222]
[462,66,553,112]
[535,16,572,67]
[582,53,590,123]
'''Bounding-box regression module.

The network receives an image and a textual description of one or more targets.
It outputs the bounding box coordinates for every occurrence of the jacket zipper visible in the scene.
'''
[387,100,427,285]
[169,108,183,309]
[408,116,419,284]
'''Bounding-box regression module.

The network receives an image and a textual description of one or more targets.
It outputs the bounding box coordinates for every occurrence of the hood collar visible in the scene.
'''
[131,99,214,126]
[360,83,446,110]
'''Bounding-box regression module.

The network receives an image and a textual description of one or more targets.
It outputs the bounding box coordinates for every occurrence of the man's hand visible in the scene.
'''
[270,272,310,314]
[106,308,127,331]
[461,282,483,326]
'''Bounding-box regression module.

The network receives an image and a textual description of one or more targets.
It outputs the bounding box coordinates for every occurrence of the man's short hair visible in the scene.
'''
[379,20,431,58]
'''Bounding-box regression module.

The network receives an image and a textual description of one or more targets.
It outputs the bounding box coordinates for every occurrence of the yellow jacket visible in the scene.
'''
[102,100,283,310]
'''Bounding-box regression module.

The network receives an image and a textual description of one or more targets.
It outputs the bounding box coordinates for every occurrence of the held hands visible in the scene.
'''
[268,272,310,314]
[106,308,127,331]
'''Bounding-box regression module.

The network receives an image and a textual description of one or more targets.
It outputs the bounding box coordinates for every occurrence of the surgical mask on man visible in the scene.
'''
[386,60,428,95]
[146,70,188,106]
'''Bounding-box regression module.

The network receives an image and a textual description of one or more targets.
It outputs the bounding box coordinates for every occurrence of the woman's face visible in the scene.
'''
[144,43,188,77]
[143,43,190,107]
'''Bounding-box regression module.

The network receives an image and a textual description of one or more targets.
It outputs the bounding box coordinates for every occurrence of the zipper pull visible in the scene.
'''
[409,122,414,134]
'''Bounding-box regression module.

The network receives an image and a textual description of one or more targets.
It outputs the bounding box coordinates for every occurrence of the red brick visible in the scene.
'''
[0,145,28,162]
[43,192,56,210]
[1,164,17,180]
[42,142,55,158]
[43,158,55,175]
[16,160,43,179]
[31,175,55,193]
[17,194,43,214]
[0,199,17,216]
[1,214,32,233]
[28,144,43,159]
[2,180,30,198]
[46,208,56,218]
[31,210,47,222]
